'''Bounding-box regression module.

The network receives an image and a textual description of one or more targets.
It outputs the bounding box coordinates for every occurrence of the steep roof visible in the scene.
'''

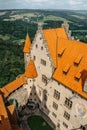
[0,94,8,118]
[23,33,31,53]
[24,60,37,78]
[7,104,15,115]
[43,27,87,99]
[43,28,68,68]
[0,94,12,130]
[53,38,87,98]
[1,75,26,98]
[0,93,23,130]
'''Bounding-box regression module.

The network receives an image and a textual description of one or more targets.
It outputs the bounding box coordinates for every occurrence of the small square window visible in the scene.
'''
[41,59,46,66]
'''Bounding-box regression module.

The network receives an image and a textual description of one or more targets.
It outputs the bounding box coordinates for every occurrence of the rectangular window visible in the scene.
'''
[64,98,72,109]
[39,90,41,96]
[42,75,47,85]
[36,44,38,48]
[63,122,68,128]
[53,102,58,110]
[44,94,47,101]
[52,112,57,118]
[41,59,46,66]
[64,111,70,120]
[57,123,60,128]
[33,56,36,60]
[54,89,60,100]
[41,46,43,50]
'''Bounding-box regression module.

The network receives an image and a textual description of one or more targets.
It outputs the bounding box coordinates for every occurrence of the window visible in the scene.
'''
[63,64,70,75]
[54,89,60,100]
[64,111,70,120]
[41,46,43,50]
[33,56,36,60]
[34,93,36,95]
[30,93,32,96]
[58,48,65,57]
[74,77,80,82]
[40,37,42,40]
[52,112,57,118]
[39,90,41,96]
[36,44,38,48]
[64,98,72,109]
[53,102,58,110]
[74,55,82,66]
[44,104,47,109]
[63,122,68,128]
[41,59,46,66]
[74,72,81,82]
[44,94,47,101]
[57,123,60,128]
[42,75,47,85]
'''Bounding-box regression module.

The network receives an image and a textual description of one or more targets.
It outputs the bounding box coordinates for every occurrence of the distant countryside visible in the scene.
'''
[0,9,87,87]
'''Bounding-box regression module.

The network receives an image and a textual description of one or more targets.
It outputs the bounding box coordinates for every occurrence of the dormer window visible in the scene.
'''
[58,48,65,57]
[83,78,87,93]
[74,55,82,66]
[63,64,70,75]
[74,72,81,82]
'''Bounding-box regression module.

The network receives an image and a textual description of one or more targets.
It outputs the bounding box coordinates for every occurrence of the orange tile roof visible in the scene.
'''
[51,38,87,99]
[43,28,68,68]
[1,75,26,98]
[7,104,15,115]
[24,60,37,78]
[43,27,87,99]
[0,94,12,130]
[23,33,31,53]
[0,94,8,118]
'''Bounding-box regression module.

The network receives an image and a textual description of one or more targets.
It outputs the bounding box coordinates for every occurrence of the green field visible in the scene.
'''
[27,116,53,130]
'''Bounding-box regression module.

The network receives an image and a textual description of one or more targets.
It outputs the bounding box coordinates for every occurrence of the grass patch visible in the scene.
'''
[27,116,53,130]
[39,15,68,23]
[71,15,85,20]
[0,34,10,41]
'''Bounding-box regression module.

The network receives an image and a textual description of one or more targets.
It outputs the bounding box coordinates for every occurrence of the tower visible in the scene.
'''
[61,21,72,39]
[23,33,31,70]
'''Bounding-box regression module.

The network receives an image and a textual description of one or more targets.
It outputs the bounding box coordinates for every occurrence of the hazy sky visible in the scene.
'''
[0,0,87,10]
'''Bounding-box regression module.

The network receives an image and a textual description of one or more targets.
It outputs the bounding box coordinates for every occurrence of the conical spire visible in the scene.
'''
[23,33,31,53]
[24,60,37,78]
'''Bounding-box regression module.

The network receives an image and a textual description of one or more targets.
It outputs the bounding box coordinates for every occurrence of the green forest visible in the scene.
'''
[0,9,87,87]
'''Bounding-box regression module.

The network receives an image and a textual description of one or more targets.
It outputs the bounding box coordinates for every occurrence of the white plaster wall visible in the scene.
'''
[29,28,87,130]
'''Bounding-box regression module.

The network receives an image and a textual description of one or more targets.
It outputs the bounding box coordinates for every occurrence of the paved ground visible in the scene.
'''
[21,120,30,130]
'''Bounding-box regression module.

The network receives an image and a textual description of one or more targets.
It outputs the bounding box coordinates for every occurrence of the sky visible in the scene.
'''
[0,0,87,10]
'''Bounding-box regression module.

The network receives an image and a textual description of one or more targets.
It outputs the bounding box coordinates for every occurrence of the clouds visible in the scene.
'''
[0,0,87,10]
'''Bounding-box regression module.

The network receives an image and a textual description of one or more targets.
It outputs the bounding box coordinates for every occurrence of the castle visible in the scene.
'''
[0,22,87,130]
